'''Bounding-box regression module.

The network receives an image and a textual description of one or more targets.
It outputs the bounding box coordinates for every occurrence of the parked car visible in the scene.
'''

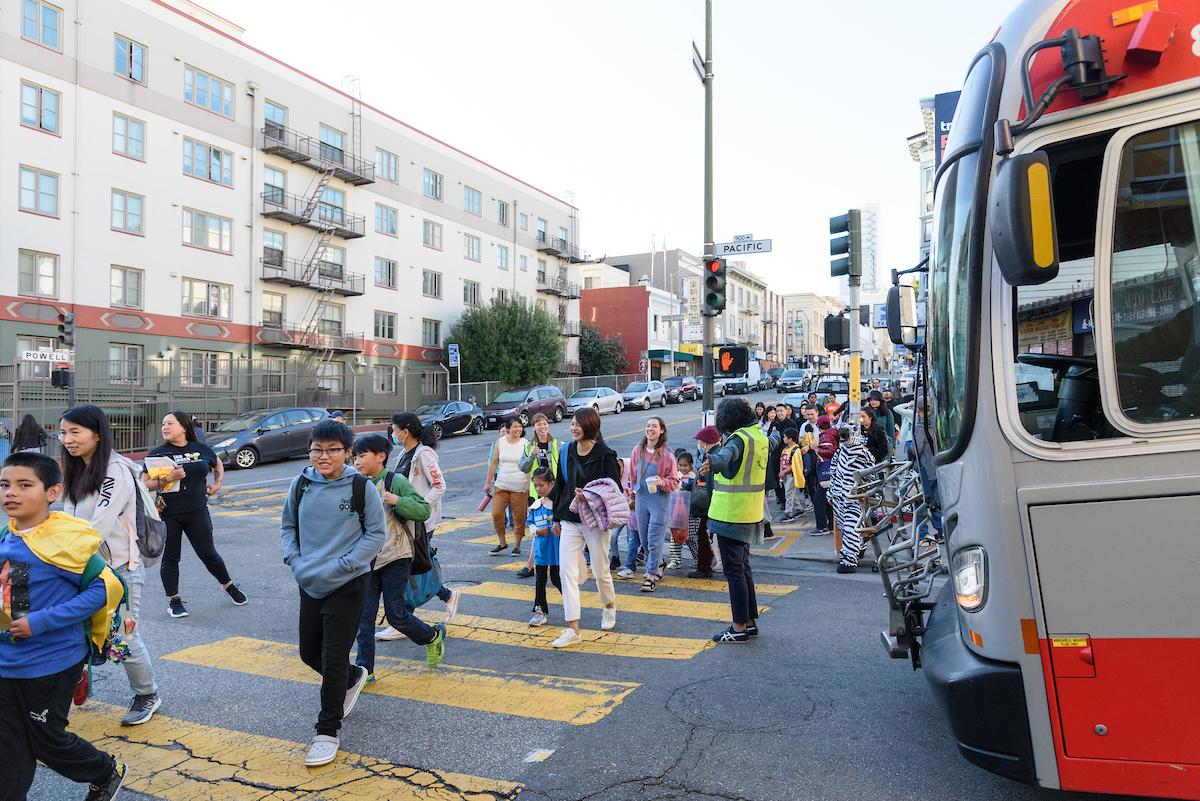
[483,384,567,429]
[206,407,329,469]
[779,392,809,409]
[759,370,777,390]
[776,368,808,393]
[566,387,623,415]
[813,375,851,407]
[766,367,785,387]
[621,380,667,410]
[414,401,485,439]
[663,376,699,403]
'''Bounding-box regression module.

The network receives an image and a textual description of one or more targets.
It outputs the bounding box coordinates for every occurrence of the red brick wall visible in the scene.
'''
[580,287,648,374]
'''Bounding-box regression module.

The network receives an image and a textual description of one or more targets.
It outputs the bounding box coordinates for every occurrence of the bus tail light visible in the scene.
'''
[952,547,988,612]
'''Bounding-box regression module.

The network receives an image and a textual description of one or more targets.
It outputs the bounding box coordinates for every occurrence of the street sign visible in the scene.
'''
[685,277,701,325]
[714,238,772,256]
[732,234,753,242]
[447,343,460,367]
[22,349,71,363]
[683,324,703,342]
[638,358,649,374]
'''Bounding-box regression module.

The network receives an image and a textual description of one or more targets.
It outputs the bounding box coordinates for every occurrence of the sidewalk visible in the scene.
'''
[751,508,876,568]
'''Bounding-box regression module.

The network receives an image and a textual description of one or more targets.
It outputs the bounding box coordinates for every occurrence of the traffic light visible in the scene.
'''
[824,314,850,352]
[702,257,727,315]
[829,209,863,278]
[57,311,75,347]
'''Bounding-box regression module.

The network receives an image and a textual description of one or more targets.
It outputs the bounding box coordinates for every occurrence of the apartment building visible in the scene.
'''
[3,0,582,421]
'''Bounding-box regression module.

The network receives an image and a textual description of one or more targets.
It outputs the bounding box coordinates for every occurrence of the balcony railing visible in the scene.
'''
[260,191,366,239]
[557,360,581,375]
[258,322,364,353]
[560,320,580,337]
[536,276,581,298]
[260,124,375,185]
[535,231,584,262]
[260,256,366,296]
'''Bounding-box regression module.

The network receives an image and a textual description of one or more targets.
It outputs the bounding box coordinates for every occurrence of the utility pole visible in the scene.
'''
[700,0,715,414]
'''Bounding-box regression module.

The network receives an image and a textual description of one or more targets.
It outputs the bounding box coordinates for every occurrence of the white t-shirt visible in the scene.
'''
[495,437,530,492]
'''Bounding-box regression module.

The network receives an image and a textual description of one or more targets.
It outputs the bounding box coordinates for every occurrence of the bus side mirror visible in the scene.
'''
[887,284,918,346]
[989,151,1060,286]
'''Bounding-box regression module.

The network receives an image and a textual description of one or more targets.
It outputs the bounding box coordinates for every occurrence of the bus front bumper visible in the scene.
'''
[922,583,1036,785]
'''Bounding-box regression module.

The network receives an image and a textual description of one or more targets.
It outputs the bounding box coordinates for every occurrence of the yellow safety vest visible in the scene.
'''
[708,425,768,524]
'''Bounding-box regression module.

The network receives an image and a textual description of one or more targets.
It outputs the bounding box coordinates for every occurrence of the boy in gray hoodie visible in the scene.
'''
[279,420,385,768]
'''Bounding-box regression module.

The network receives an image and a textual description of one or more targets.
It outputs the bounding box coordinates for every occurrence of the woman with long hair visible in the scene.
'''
[12,413,48,453]
[59,404,161,726]
[484,416,531,556]
[623,416,680,592]
[143,411,244,618]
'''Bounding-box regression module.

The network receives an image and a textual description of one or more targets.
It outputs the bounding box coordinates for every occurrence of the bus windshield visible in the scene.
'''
[926,50,997,456]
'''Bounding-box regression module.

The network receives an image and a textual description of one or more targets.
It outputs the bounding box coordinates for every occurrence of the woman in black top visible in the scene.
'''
[143,410,245,618]
[12,413,47,452]
[860,407,890,464]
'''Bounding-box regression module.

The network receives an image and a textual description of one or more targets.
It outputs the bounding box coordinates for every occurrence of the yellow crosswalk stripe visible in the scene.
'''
[434,514,491,535]
[164,636,637,725]
[70,701,521,800]
[417,610,714,660]
[213,508,273,518]
[218,485,278,497]
[492,561,796,595]
[465,535,503,545]
[755,532,801,556]
[457,581,766,621]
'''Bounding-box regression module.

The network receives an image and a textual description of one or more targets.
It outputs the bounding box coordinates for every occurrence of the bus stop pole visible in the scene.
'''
[700,0,715,415]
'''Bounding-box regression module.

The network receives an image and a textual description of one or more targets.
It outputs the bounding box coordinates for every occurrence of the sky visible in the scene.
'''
[196,0,1003,297]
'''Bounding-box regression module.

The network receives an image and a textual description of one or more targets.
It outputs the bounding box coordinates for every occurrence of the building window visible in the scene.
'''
[497,200,509,227]
[114,35,146,82]
[112,113,144,159]
[519,212,528,230]
[262,291,284,327]
[181,278,231,319]
[422,219,443,250]
[374,257,397,289]
[264,100,287,137]
[421,371,438,396]
[422,269,442,299]
[184,65,234,118]
[319,246,345,280]
[263,166,286,205]
[421,319,441,347]
[317,302,343,336]
[183,209,233,253]
[17,335,56,379]
[18,250,57,298]
[558,226,569,244]
[464,234,481,262]
[21,0,61,49]
[318,124,344,164]
[536,218,547,242]
[375,148,398,183]
[319,186,345,225]
[18,166,57,216]
[537,258,547,280]
[315,361,344,393]
[422,168,443,200]
[20,82,59,133]
[110,265,143,309]
[180,350,231,388]
[584,276,595,289]
[111,189,144,234]
[497,288,510,303]
[261,355,285,393]
[497,245,509,270]
[183,137,233,186]
[373,310,396,340]
[373,364,398,395]
[463,279,480,307]
[374,203,398,236]
[109,343,143,385]
[463,186,482,216]
[519,255,528,272]
[263,229,285,267]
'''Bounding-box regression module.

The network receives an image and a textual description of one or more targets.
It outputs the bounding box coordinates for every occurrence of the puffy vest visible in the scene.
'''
[708,425,768,524]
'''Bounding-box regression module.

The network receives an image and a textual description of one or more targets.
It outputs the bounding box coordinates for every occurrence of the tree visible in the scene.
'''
[579,324,626,376]
[443,296,563,385]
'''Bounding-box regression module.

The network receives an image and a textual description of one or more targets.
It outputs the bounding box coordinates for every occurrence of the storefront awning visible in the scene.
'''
[647,349,695,362]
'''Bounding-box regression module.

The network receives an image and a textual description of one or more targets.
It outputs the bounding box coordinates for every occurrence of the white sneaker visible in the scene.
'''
[665,559,681,570]
[375,626,405,641]
[343,666,368,719]
[529,610,547,627]
[445,589,461,623]
[600,608,616,631]
[616,568,635,579]
[305,735,339,767]
[551,628,581,648]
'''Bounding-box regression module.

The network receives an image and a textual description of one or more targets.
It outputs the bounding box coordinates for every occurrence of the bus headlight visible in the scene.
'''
[952,547,987,612]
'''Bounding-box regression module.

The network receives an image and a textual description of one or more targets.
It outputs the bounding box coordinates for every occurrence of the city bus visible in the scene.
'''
[897,1,1200,798]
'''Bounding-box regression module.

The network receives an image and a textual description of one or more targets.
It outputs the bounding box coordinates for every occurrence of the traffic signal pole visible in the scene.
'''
[701,0,715,414]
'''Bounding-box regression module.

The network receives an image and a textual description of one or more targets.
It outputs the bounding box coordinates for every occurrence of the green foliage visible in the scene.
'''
[579,324,626,376]
[444,296,563,385]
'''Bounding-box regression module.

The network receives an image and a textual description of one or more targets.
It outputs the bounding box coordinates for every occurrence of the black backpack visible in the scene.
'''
[290,472,368,548]
[379,469,435,575]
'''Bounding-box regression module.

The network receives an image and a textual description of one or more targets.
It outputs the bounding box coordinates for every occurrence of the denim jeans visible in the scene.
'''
[116,564,158,696]
[635,492,669,578]
[715,536,758,626]
[355,558,437,674]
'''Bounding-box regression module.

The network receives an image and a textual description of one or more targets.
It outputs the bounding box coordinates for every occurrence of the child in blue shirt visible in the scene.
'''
[527,469,559,627]
[0,451,126,801]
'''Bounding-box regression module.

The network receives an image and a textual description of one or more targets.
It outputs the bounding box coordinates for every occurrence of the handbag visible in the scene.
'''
[816,458,832,489]
[406,556,442,609]
[410,520,434,575]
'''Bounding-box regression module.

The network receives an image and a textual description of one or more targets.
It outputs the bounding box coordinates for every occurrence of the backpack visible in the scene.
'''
[290,472,369,543]
[123,461,165,565]
[78,553,130,698]
[380,470,434,575]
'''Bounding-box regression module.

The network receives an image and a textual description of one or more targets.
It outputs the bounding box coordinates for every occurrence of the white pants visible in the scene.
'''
[559,520,617,624]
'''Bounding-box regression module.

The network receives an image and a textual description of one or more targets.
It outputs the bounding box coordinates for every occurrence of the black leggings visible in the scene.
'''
[161,508,232,597]
[533,565,562,615]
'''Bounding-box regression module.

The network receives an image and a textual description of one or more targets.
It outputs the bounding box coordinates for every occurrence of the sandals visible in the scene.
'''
[640,577,657,593]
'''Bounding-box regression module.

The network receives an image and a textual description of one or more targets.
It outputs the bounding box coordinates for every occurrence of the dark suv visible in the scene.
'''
[663,376,699,403]
[483,384,567,428]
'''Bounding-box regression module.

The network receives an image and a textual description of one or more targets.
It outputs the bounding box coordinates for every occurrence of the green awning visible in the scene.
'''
[647,349,695,362]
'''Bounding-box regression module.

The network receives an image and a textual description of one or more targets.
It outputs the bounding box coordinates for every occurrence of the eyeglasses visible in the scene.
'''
[308,447,346,458]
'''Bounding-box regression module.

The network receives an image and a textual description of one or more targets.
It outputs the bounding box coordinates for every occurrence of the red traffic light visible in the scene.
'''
[705,258,721,273]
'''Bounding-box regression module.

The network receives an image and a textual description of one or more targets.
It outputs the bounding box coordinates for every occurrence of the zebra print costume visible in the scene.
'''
[827,424,875,568]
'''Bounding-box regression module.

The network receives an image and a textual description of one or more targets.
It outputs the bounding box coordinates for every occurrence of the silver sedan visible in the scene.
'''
[565,386,624,415]
[621,380,667,410]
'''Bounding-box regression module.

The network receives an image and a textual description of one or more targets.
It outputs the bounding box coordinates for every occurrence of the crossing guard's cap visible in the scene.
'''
[693,425,720,444]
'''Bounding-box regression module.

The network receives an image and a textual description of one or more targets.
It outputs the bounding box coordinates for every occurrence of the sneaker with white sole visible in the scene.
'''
[342,666,368,719]
[84,761,126,801]
[528,610,547,627]
[121,693,161,726]
[375,626,406,641]
[600,608,616,631]
[712,625,750,643]
[616,568,635,579]
[550,628,581,648]
[305,735,339,767]
[665,559,681,570]
[224,583,248,605]
[167,597,188,618]
[444,589,461,623]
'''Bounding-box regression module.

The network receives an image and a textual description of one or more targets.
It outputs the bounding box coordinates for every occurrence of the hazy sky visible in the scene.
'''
[197,0,1002,296]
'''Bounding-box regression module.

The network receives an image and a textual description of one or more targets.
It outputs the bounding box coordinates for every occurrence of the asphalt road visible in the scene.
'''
[28,390,1136,801]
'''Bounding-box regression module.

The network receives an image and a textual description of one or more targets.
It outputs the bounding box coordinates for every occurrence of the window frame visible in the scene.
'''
[422,168,443,201]
[373,310,397,341]
[180,349,232,389]
[110,188,145,235]
[18,165,58,217]
[264,100,287,136]
[183,64,235,119]
[21,0,62,51]
[20,80,60,135]
[422,269,443,299]
[108,343,143,385]
[181,277,232,319]
[519,212,528,230]
[182,207,234,254]
[464,233,481,262]
[262,228,286,267]
[261,290,285,328]
[463,185,482,216]
[183,136,234,187]
[17,334,56,380]
[112,112,145,160]
[110,265,144,309]
[113,34,147,83]
[497,200,509,227]
[17,249,58,299]
[497,244,509,270]
[422,219,443,250]
[374,256,398,290]
[463,279,481,307]
[421,318,442,347]
[374,202,399,237]
[373,363,398,395]
[375,147,399,183]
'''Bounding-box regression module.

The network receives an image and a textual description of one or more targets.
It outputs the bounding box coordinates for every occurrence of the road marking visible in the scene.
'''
[434,513,491,535]
[756,532,801,556]
[446,460,489,474]
[218,475,295,490]
[70,701,521,800]
[212,508,274,518]
[418,610,714,660]
[214,490,287,506]
[220,486,277,496]
[457,581,765,621]
[165,636,637,725]
[492,561,797,595]
[465,534,505,545]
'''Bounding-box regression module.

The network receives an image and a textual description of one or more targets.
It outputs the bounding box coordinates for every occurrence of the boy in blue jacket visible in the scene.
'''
[0,452,126,801]
[280,420,386,768]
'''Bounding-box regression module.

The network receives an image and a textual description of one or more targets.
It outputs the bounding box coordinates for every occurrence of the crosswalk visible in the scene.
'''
[61,508,797,800]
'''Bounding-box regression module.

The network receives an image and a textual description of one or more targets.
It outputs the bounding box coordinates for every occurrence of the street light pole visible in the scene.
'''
[700,0,715,415]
